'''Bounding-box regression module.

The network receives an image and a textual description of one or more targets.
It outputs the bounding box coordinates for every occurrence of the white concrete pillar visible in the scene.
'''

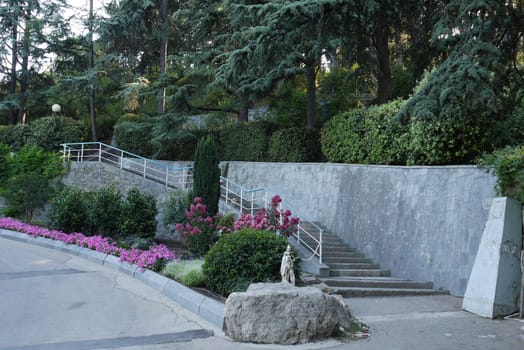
[463,197,522,318]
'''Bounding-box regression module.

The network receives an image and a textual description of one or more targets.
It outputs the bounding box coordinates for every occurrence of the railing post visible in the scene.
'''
[98,143,102,162]
[296,223,301,246]
[143,159,147,178]
[225,179,229,203]
[119,150,123,170]
[250,191,255,217]
[165,167,169,187]
[182,168,186,189]
[240,187,244,217]
[319,229,323,264]
[80,143,84,161]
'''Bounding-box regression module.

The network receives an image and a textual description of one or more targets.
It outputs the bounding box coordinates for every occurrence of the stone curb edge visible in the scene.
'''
[0,229,225,329]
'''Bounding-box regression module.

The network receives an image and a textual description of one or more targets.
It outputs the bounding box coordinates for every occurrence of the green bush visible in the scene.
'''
[1,172,53,222]
[120,188,157,239]
[478,145,524,204]
[321,99,408,165]
[162,190,192,233]
[218,121,276,161]
[162,259,206,287]
[26,116,85,151]
[320,107,370,163]
[202,229,295,296]
[193,136,221,215]
[0,123,29,151]
[113,117,153,156]
[268,127,323,162]
[152,131,198,160]
[48,186,90,233]
[0,143,10,183]
[5,145,64,181]
[407,117,495,165]
[87,185,123,238]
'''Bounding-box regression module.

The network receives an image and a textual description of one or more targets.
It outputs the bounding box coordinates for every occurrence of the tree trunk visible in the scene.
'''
[156,0,168,114]
[237,105,249,122]
[18,12,30,124]
[306,62,316,129]
[8,18,18,125]
[88,0,97,141]
[374,10,393,104]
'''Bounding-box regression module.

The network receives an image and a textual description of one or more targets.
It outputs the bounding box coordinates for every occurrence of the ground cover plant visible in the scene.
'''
[0,217,174,272]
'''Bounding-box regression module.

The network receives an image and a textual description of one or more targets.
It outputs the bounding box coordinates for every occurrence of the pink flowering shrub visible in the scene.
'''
[0,217,175,271]
[175,197,218,257]
[234,195,299,236]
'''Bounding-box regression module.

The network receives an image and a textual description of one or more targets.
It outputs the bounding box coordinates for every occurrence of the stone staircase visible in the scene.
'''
[299,222,448,297]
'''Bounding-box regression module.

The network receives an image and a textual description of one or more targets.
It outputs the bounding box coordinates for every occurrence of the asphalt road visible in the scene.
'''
[1,236,523,350]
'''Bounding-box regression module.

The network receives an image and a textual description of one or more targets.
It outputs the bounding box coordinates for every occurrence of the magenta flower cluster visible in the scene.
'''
[175,197,217,240]
[0,217,175,271]
[233,195,300,236]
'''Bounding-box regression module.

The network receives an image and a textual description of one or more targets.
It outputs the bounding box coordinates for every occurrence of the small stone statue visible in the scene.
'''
[280,245,295,285]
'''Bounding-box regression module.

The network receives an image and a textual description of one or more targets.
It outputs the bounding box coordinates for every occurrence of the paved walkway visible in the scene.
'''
[1,237,523,350]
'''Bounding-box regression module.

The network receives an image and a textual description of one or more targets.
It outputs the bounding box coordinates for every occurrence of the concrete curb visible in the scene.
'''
[0,229,225,329]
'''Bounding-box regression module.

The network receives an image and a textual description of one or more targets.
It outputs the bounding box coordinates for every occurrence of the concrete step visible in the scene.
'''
[323,251,365,258]
[330,287,449,298]
[324,257,372,264]
[320,277,434,289]
[329,269,391,277]
[327,263,380,270]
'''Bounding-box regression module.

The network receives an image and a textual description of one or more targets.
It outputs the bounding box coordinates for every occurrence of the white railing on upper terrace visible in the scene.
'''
[220,177,324,264]
[60,142,193,189]
[61,142,324,264]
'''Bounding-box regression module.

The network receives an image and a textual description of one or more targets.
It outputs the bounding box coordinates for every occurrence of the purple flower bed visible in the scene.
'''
[0,217,175,271]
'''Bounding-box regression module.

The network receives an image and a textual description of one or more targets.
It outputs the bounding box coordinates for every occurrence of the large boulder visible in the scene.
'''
[224,282,352,344]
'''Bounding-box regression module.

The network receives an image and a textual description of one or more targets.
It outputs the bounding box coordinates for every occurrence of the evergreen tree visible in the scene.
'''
[193,135,221,216]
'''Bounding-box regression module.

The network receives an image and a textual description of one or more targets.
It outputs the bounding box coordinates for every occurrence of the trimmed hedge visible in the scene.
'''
[321,98,496,165]
[268,127,323,162]
[218,121,276,161]
[26,116,85,151]
[202,229,293,296]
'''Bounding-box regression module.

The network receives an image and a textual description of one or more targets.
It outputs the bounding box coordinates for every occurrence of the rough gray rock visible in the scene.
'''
[224,282,352,344]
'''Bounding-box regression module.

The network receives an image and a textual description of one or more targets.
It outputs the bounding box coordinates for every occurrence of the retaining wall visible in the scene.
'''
[224,162,498,296]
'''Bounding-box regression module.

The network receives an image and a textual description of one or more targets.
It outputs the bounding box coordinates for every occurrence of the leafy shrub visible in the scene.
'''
[218,121,276,161]
[268,78,308,128]
[113,117,153,157]
[120,188,157,239]
[478,145,524,204]
[365,100,410,165]
[268,127,323,162]
[162,190,192,233]
[48,186,90,233]
[1,172,53,222]
[320,107,370,163]
[87,185,123,238]
[321,99,408,165]
[0,123,29,151]
[152,131,198,160]
[26,116,85,151]
[162,259,206,287]
[202,228,294,296]
[5,145,65,180]
[0,143,10,183]
[407,117,495,165]
[193,135,220,215]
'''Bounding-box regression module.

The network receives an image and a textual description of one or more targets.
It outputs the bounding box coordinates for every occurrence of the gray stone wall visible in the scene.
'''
[224,162,498,296]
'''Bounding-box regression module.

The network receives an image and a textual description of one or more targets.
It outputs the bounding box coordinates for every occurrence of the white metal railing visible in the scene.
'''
[60,142,193,190]
[220,177,324,264]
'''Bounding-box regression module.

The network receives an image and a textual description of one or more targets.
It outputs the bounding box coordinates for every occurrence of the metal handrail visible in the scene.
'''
[60,142,193,190]
[220,177,324,264]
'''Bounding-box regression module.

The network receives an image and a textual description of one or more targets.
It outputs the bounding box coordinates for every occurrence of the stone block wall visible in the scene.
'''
[224,162,498,296]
